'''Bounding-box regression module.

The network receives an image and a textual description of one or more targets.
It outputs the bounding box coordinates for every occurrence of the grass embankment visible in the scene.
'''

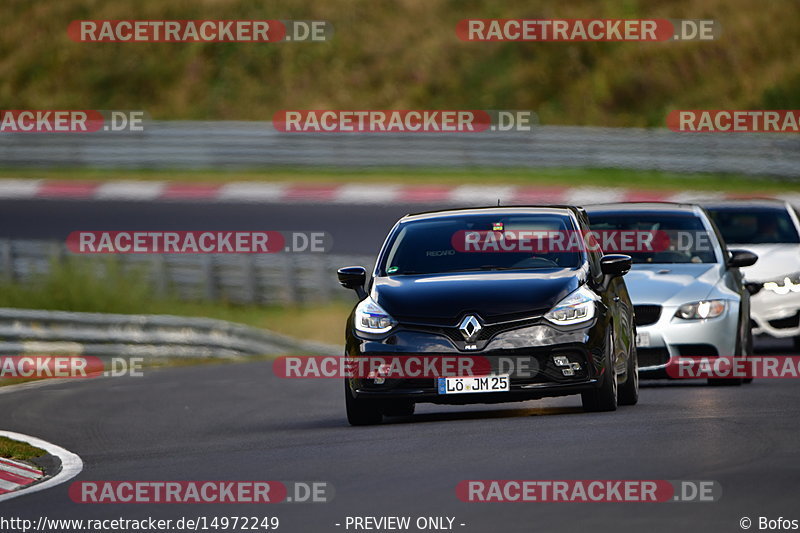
[1,167,799,194]
[1,1,798,127]
[0,259,352,387]
[0,258,352,346]
[0,436,46,462]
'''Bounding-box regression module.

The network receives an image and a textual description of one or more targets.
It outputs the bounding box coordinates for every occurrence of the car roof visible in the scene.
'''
[583,202,703,216]
[701,198,790,210]
[401,205,583,222]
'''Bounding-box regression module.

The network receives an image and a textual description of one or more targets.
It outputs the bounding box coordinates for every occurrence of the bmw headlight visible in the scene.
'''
[761,272,800,294]
[545,285,597,325]
[354,297,397,334]
[674,300,727,320]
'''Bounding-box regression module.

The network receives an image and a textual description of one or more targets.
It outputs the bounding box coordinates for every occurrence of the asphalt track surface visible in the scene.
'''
[0,336,798,533]
[1,198,799,532]
[0,199,427,255]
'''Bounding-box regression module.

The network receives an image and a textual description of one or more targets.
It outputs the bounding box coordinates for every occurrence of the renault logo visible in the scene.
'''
[458,315,483,342]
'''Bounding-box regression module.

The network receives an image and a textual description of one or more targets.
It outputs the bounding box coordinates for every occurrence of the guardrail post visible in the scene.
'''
[316,255,331,303]
[242,254,257,304]
[0,239,13,282]
[282,254,298,304]
[201,255,217,301]
[151,254,168,294]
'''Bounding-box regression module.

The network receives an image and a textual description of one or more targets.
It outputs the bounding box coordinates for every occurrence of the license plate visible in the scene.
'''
[636,332,650,348]
[437,375,510,395]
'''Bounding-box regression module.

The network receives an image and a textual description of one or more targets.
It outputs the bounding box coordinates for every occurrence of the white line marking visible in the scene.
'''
[449,185,516,205]
[0,431,83,503]
[565,187,625,205]
[95,181,166,200]
[218,182,288,202]
[0,179,42,199]
[334,184,400,204]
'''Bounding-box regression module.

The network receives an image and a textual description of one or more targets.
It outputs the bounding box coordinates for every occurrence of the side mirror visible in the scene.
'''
[728,249,758,268]
[337,266,367,298]
[600,254,632,277]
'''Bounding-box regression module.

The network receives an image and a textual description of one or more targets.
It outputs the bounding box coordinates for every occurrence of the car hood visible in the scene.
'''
[372,269,583,324]
[727,243,800,282]
[624,263,721,306]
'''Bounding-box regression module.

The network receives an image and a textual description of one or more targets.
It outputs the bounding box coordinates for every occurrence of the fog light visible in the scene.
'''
[561,367,575,376]
[553,355,570,367]
[373,376,386,385]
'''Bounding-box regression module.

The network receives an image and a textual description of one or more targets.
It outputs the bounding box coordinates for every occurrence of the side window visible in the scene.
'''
[575,210,602,278]
[704,212,729,264]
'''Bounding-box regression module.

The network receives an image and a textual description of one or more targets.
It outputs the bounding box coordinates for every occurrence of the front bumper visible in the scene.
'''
[345,317,608,404]
[635,302,739,378]
[750,286,800,338]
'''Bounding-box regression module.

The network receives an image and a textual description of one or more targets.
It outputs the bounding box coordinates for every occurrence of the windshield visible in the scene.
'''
[380,213,583,276]
[589,212,718,264]
[706,207,800,245]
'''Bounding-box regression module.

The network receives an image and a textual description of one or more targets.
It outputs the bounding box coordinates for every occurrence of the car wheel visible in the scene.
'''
[617,344,639,406]
[743,325,754,384]
[708,317,745,386]
[344,379,383,426]
[380,400,415,417]
[582,330,618,412]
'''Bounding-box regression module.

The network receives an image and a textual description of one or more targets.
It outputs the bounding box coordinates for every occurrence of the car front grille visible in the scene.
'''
[634,305,662,326]
[676,344,719,357]
[637,347,670,368]
[768,312,800,329]
[403,317,541,344]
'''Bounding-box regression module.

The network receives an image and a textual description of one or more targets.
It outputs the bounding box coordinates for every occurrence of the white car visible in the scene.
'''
[588,203,757,385]
[705,199,800,347]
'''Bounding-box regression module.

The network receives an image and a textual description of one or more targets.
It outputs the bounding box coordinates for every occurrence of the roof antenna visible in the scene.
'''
[497,198,501,206]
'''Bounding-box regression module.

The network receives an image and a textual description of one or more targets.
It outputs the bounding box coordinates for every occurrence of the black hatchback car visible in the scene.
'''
[337,206,637,425]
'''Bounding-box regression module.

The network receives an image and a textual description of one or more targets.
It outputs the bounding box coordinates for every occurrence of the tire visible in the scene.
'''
[380,400,415,417]
[708,317,746,386]
[582,330,618,412]
[743,326,754,384]
[344,379,383,426]
[617,344,639,406]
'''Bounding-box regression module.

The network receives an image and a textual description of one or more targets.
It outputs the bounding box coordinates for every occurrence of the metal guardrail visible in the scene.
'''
[0,239,372,306]
[0,307,340,358]
[1,121,798,177]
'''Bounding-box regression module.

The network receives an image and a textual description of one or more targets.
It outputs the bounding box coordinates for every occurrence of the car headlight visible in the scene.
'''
[545,285,597,325]
[674,300,727,320]
[761,272,800,294]
[354,297,397,334]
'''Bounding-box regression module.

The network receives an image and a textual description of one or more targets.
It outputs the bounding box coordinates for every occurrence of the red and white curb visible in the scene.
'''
[0,179,789,205]
[0,456,42,495]
[0,430,83,503]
